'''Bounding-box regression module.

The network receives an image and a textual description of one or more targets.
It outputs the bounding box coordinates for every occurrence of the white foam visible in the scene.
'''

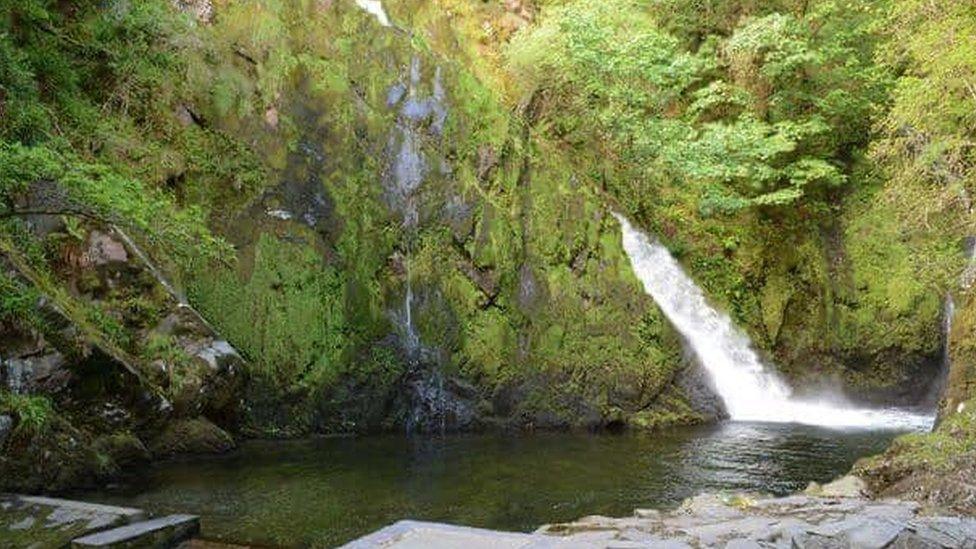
[355,0,391,27]
[615,213,934,431]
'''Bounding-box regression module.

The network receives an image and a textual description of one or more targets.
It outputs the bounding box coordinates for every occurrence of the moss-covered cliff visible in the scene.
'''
[1,0,974,496]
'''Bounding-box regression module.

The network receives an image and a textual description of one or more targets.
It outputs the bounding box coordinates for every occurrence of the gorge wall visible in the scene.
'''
[1,0,974,496]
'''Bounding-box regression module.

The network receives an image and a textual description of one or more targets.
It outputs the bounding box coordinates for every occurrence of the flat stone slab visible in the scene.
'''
[71,514,200,547]
[340,520,601,548]
[14,496,146,525]
[1,494,147,547]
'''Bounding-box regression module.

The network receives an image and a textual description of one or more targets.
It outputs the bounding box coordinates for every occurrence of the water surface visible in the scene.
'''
[77,422,912,547]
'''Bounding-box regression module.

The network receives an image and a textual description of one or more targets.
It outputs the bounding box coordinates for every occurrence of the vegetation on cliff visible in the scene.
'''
[0,0,974,498]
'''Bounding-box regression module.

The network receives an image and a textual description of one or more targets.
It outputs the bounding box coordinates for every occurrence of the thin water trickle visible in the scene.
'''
[614,213,934,430]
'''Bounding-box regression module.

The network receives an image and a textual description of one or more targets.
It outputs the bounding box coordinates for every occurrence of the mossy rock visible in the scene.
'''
[0,415,106,493]
[92,432,151,469]
[150,417,236,458]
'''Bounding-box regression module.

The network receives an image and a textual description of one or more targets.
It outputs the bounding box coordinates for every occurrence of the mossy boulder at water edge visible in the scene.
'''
[150,417,236,457]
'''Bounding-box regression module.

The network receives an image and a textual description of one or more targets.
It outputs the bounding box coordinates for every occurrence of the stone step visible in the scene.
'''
[71,514,200,548]
[2,493,150,546]
[12,495,147,525]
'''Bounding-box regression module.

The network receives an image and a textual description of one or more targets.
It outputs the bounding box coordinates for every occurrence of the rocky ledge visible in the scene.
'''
[348,478,976,548]
[535,494,976,548]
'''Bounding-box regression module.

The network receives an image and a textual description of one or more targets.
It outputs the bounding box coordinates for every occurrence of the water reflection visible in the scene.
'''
[78,422,906,547]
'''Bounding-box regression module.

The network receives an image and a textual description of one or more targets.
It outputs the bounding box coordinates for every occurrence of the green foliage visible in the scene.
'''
[0,271,42,328]
[508,0,890,215]
[0,391,54,437]
[0,143,232,268]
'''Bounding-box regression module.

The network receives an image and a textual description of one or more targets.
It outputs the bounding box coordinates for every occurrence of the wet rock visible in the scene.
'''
[403,370,480,434]
[194,339,240,371]
[149,309,244,423]
[2,351,70,395]
[517,263,541,312]
[149,417,236,458]
[676,349,728,421]
[85,230,128,266]
[0,415,11,449]
[387,82,408,107]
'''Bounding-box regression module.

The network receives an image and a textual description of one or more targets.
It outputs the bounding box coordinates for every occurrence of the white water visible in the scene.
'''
[615,213,934,431]
[355,0,391,26]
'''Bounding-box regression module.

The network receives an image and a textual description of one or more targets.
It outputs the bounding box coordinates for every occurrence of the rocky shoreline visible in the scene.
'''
[6,475,976,547]
[347,478,976,548]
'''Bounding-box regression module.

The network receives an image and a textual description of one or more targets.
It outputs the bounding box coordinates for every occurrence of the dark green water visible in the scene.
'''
[79,422,906,547]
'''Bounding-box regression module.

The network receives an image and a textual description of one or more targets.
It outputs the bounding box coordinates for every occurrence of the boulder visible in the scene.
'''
[85,231,128,266]
[92,433,151,469]
[805,475,868,498]
[149,417,236,458]
[2,352,69,395]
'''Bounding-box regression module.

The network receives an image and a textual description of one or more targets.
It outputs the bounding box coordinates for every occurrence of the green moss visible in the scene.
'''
[855,398,976,501]
[189,232,353,389]
[150,417,236,457]
[0,506,91,548]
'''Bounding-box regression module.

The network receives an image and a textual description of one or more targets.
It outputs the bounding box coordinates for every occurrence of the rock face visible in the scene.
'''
[675,349,728,422]
[180,1,695,436]
[0,415,11,449]
[0,207,244,491]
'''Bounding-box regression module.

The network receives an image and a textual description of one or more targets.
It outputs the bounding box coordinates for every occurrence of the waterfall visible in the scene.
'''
[615,213,933,430]
[354,0,391,26]
[402,253,420,358]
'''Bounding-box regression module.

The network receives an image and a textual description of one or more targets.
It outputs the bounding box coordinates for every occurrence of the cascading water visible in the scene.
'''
[354,0,391,26]
[614,213,934,430]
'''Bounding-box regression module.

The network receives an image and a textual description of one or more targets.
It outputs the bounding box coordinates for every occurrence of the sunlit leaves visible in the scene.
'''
[509,0,886,215]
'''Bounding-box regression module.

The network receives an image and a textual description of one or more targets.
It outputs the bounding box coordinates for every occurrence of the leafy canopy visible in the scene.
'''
[508,0,891,215]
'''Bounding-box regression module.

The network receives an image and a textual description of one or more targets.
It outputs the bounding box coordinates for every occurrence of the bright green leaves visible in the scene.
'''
[676,116,844,215]
[0,143,231,268]
[509,0,890,216]
[0,392,54,438]
[725,13,817,90]
[508,0,705,139]
[883,0,976,138]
